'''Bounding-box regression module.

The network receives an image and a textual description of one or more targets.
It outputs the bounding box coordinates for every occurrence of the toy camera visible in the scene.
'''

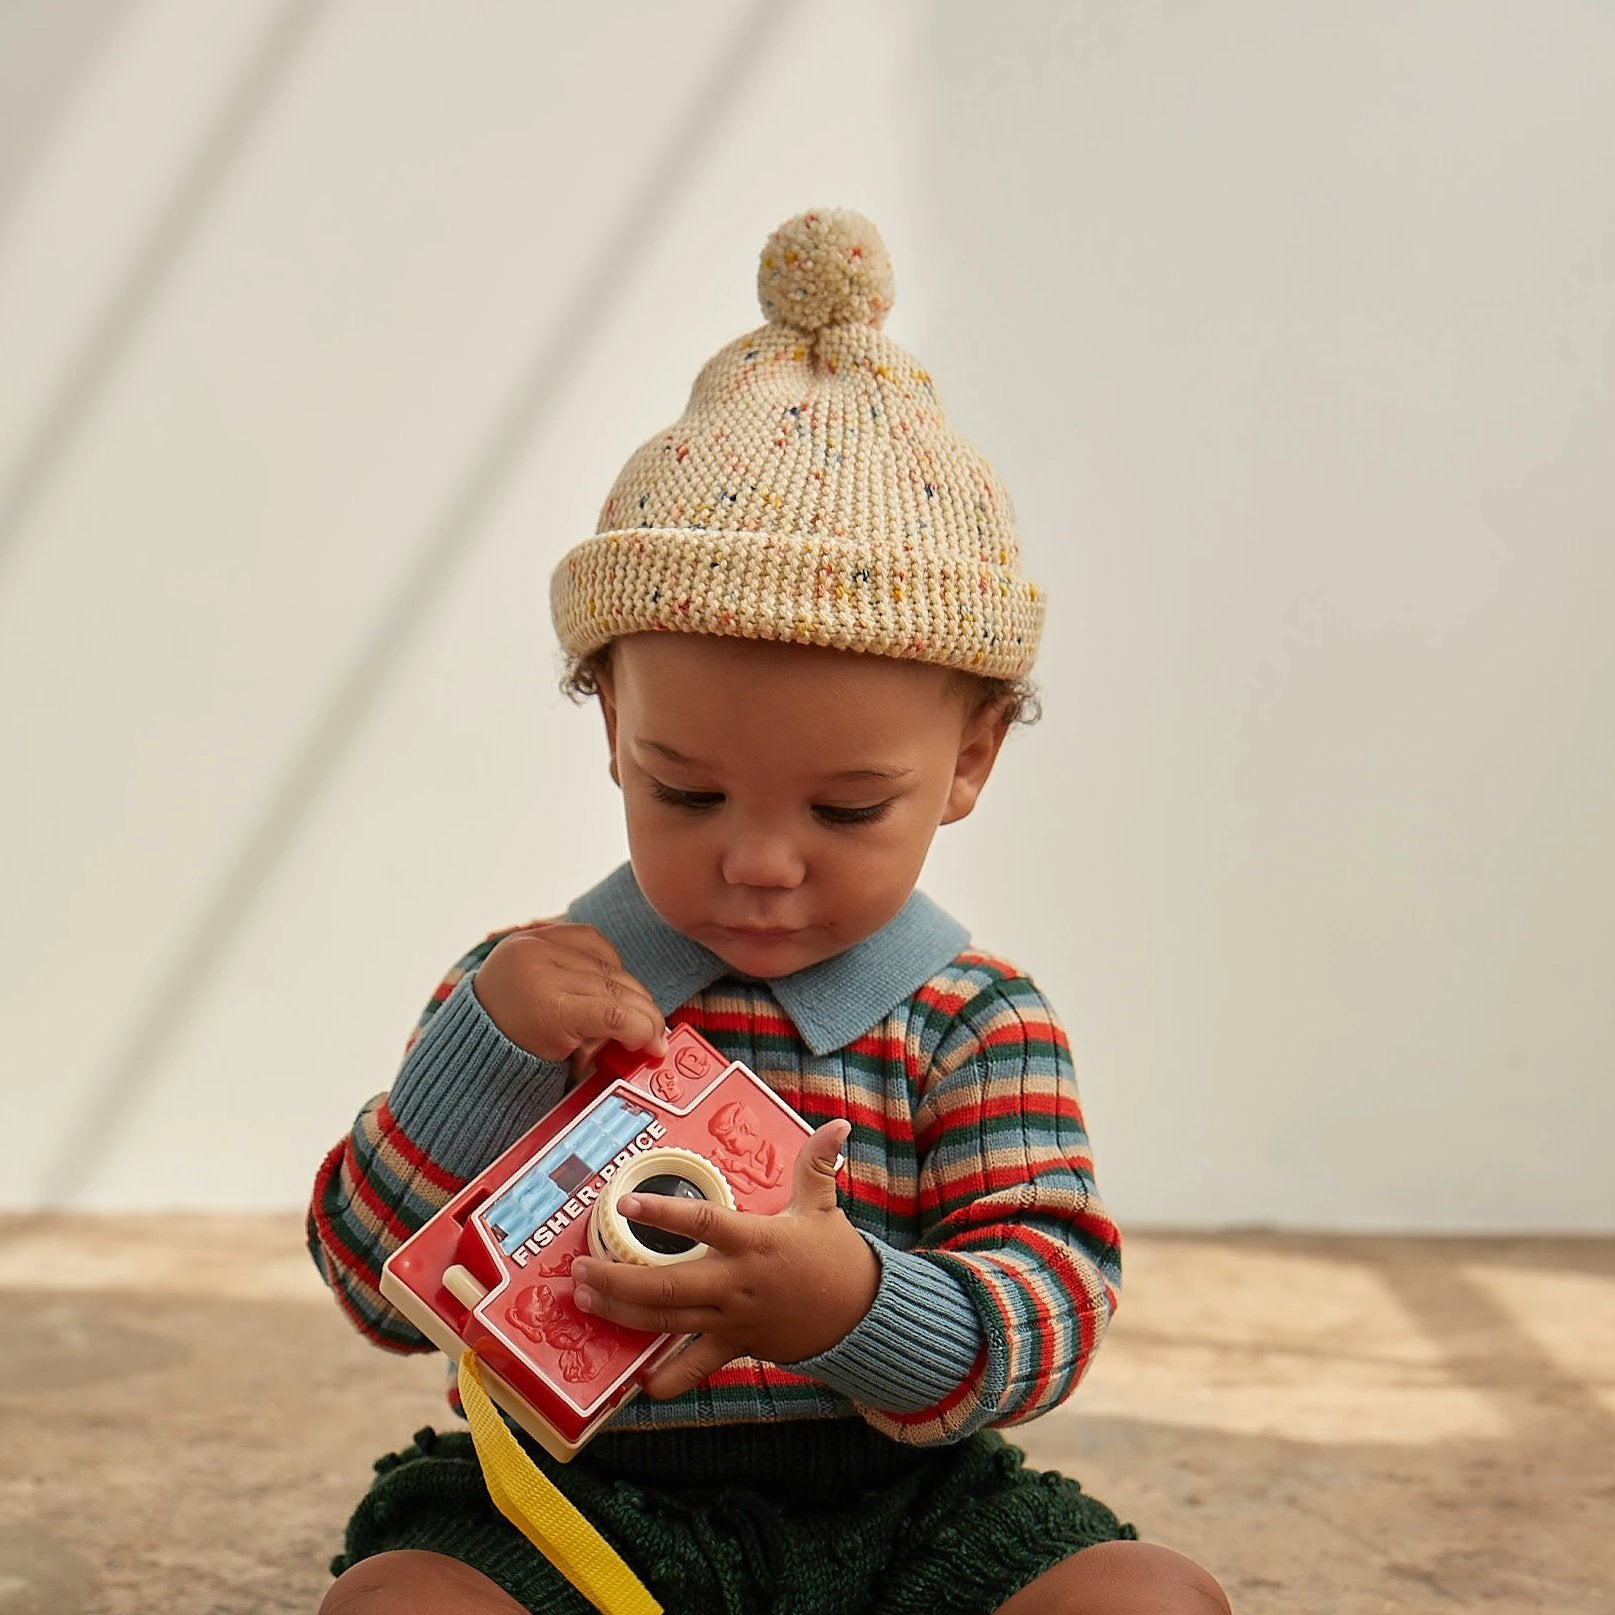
[380,1024,814,1460]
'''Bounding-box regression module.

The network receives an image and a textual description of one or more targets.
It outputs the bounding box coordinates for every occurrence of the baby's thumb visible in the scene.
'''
[791,1119,850,1213]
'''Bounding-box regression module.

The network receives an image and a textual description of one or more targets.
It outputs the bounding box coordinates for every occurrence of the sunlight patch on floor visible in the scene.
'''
[1080,1238,1512,1443]
[1462,1260,1615,1417]
[0,1213,322,1301]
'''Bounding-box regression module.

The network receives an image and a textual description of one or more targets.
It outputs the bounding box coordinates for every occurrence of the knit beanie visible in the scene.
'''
[550,207,1043,679]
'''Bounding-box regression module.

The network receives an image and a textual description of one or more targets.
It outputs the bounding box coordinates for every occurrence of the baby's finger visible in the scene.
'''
[786,1119,850,1215]
[569,1254,728,1314]
[556,984,665,1055]
[571,1277,723,1340]
[642,1333,740,1400]
[613,1189,747,1252]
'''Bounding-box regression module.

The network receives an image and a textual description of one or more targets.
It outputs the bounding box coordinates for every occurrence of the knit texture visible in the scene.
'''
[550,207,1044,678]
[308,923,1122,1447]
[334,1422,1135,1615]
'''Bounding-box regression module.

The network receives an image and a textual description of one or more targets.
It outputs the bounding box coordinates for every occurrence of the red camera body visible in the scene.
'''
[380,1024,813,1460]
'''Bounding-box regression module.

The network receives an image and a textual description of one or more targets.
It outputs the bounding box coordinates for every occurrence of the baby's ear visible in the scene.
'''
[941,701,1011,825]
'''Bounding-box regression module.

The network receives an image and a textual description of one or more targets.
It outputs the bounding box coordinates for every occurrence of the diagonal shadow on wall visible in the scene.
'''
[0,0,142,247]
[22,0,788,1211]
[0,0,331,583]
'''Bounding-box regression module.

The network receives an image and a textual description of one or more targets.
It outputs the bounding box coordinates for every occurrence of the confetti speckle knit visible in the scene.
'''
[550,208,1044,678]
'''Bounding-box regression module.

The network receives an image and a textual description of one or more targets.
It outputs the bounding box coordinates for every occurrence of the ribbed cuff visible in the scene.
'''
[387,974,567,1180]
[786,1235,982,1413]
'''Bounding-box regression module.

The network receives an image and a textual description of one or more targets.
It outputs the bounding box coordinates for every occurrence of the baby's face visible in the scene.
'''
[597,634,1008,978]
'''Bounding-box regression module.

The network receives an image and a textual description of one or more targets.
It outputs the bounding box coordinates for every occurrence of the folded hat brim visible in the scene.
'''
[552,528,1043,680]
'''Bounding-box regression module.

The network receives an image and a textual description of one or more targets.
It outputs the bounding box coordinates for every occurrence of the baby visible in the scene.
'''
[309,208,1230,1614]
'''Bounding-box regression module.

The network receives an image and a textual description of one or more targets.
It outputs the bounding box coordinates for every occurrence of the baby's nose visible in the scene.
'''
[720,831,806,889]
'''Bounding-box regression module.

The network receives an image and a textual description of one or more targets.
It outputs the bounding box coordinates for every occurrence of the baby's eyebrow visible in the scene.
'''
[826,766,914,783]
[634,738,912,785]
[635,739,705,768]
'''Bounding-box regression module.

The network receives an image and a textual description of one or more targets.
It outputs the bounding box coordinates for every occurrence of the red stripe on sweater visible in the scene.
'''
[917,1089,1081,1152]
[986,1248,1062,1409]
[878,1344,987,1429]
[344,1151,416,1250]
[676,1005,799,1041]
[842,1029,908,1063]
[701,1363,818,1392]
[975,1028,1072,1063]
[308,1146,385,1294]
[839,1174,917,1222]
[840,1094,914,1137]
[912,986,969,1019]
[370,1100,468,1196]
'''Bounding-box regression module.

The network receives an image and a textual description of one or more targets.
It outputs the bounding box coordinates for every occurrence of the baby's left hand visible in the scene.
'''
[568,1119,877,1399]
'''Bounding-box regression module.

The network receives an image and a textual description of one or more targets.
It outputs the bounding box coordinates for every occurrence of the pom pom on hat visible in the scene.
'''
[757,208,895,333]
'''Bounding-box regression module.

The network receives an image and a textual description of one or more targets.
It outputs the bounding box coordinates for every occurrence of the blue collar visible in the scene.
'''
[566,864,969,1057]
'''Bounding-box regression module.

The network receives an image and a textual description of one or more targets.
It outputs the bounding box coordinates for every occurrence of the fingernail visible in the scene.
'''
[573,1285,594,1313]
[618,1194,641,1217]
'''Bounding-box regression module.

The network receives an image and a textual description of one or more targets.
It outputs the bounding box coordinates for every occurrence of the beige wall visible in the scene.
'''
[2,0,1611,1228]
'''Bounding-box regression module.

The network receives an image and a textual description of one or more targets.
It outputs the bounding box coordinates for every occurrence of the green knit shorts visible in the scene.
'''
[333,1418,1136,1615]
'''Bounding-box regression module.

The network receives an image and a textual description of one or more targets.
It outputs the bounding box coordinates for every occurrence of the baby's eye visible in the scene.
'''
[813,799,895,827]
[649,781,723,812]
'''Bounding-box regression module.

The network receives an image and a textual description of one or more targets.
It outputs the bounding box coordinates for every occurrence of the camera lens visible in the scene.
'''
[626,1173,705,1256]
[591,1147,735,1268]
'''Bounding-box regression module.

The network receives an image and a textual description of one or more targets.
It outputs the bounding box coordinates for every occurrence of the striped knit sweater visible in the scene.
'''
[308,867,1121,1448]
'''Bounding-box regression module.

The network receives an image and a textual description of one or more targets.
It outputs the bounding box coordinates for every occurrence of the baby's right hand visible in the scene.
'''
[472,924,666,1068]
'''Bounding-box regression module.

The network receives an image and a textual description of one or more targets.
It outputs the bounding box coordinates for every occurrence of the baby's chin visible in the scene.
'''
[697,924,846,981]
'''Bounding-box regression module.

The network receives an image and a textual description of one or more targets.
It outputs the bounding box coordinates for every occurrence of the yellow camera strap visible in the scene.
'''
[457,1349,662,1615]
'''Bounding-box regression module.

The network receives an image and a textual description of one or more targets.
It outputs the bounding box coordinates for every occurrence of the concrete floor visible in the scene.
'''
[0,1216,1610,1615]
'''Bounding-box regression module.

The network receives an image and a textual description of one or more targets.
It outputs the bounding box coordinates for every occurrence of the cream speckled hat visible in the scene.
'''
[550,207,1043,678]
